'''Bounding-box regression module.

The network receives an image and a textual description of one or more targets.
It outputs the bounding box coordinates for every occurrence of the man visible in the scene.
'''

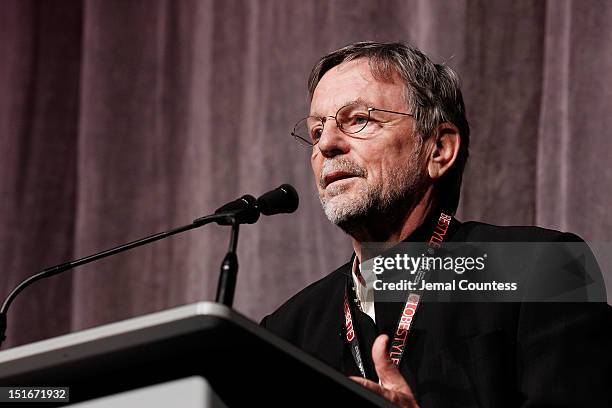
[262,42,611,407]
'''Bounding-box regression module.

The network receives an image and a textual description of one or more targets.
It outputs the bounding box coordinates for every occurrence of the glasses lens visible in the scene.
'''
[337,103,370,134]
[292,117,320,147]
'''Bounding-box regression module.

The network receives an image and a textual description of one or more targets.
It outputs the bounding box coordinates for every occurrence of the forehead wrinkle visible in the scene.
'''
[309,97,378,117]
[310,59,406,117]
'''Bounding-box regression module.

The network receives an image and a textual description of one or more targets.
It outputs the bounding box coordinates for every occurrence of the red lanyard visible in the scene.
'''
[343,212,452,377]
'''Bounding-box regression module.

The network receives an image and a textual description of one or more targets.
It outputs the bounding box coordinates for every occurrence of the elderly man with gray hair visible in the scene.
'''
[262,42,611,408]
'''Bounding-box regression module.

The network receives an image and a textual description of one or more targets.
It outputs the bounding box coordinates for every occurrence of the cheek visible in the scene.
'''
[359,145,390,179]
[311,156,322,183]
[368,146,407,181]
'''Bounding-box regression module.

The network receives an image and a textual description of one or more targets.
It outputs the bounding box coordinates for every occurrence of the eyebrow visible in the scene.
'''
[310,97,376,117]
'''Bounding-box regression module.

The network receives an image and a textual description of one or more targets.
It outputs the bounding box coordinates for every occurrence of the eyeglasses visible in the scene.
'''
[291,102,413,147]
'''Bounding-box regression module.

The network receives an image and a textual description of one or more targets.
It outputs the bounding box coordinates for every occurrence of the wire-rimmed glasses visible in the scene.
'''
[291,102,413,147]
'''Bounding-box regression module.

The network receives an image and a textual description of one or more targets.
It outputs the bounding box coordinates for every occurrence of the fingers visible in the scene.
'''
[350,376,416,408]
[350,376,384,393]
[372,335,412,394]
[349,376,383,394]
[350,335,419,408]
[350,377,394,403]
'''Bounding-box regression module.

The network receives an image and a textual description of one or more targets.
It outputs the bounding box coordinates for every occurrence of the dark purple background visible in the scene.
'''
[1,0,611,348]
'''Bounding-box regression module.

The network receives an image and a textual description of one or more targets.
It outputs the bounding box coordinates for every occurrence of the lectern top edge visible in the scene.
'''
[0,302,231,366]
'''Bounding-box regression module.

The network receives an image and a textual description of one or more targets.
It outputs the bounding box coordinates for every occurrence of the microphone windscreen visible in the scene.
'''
[258,184,299,216]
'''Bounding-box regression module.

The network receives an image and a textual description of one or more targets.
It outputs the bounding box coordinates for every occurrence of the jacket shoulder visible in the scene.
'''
[456,220,584,242]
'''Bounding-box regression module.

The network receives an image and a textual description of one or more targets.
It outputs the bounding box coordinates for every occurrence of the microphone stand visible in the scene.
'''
[0,211,243,348]
[215,218,239,306]
[0,183,298,348]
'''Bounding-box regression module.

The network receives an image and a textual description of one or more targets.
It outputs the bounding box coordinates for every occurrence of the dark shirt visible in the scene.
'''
[262,217,612,407]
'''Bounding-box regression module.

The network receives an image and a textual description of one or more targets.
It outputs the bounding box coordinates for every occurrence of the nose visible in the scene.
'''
[316,118,350,158]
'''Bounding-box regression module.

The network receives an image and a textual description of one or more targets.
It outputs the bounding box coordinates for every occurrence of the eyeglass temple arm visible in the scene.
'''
[369,107,413,117]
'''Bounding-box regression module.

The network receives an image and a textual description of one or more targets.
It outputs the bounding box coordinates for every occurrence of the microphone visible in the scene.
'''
[213,184,299,306]
[214,195,259,225]
[257,184,299,216]
[200,184,299,226]
[0,184,300,348]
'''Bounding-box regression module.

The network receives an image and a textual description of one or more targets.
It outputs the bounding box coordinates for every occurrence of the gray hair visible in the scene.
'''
[307,41,470,214]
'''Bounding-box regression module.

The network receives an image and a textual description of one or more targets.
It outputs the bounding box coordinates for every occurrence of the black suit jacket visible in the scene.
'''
[262,218,612,408]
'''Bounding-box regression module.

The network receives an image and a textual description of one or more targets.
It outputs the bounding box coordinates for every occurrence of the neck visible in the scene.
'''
[351,188,436,262]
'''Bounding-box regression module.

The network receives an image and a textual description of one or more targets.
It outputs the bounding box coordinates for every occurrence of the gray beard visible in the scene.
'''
[319,141,427,234]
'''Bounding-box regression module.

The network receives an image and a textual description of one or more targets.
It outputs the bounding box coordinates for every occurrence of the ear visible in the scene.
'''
[427,123,460,180]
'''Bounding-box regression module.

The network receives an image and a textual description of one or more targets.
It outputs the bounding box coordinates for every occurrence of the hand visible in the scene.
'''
[350,334,419,408]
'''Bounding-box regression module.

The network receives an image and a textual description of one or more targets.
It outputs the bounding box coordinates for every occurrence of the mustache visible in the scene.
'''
[319,158,367,188]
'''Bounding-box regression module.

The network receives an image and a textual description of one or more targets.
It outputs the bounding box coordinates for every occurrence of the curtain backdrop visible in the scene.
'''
[1,0,611,348]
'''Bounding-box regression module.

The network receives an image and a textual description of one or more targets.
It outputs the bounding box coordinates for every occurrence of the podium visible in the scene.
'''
[0,302,393,407]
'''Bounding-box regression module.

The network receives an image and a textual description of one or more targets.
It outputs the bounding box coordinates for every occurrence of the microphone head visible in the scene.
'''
[257,184,299,216]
